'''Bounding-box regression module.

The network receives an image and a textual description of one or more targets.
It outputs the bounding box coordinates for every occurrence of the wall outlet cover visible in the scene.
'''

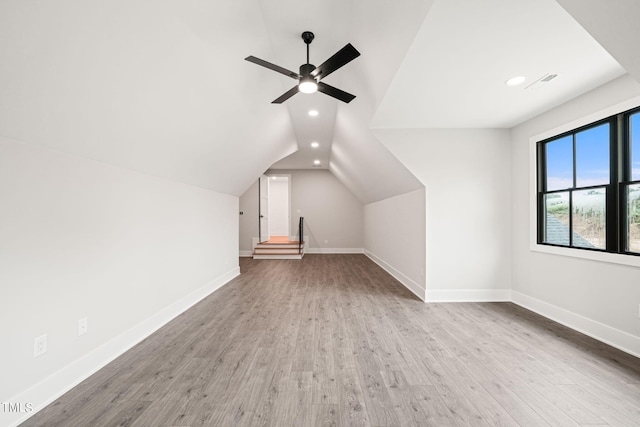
[78,318,88,336]
[34,334,47,357]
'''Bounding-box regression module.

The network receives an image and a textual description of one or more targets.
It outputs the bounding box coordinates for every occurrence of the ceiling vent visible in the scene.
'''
[525,73,558,90]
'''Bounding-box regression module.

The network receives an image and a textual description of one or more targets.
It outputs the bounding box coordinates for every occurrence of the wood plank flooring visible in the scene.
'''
[21,255,640,426]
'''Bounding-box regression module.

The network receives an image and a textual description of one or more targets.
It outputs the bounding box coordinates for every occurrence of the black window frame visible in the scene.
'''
[536,105,640,256]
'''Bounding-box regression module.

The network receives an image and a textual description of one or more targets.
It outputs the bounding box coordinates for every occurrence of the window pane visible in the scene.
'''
[576,123,610,187]
[628,184,640,253]
[544,192,570,245]
[546,136,573,191]
[631,112,640,181]
[572,188,606,249]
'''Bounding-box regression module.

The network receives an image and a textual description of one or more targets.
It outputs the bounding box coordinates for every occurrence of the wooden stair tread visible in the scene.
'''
[257,241,303,245]
[253,238,304,259]
[255,250,303,255]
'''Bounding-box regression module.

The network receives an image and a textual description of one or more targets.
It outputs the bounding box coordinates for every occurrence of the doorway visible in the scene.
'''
[259,174,291,242]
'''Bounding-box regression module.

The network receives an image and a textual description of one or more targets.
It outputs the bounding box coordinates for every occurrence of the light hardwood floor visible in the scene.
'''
[22,255,640,426]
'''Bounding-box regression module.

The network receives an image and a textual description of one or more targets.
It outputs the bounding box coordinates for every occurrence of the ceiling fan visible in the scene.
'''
[245,31,360,104]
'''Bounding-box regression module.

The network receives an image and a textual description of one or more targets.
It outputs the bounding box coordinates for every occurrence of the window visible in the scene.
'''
[626,110,640,252]
[537,106,640,256]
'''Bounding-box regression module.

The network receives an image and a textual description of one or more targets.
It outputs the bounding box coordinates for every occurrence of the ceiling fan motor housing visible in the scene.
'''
[300,63,316,79]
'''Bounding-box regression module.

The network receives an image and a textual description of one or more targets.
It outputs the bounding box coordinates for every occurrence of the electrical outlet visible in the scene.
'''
[78,318,88,336]
[34,334,47,357]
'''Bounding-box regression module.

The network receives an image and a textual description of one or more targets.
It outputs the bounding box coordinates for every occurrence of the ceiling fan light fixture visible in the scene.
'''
[299,78,318,94]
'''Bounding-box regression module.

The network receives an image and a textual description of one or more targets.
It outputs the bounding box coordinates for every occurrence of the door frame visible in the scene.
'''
[260,174,292,240]
[258,175,269,243]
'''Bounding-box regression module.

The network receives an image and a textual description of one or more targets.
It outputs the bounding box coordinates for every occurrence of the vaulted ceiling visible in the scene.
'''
[0,0,637,203]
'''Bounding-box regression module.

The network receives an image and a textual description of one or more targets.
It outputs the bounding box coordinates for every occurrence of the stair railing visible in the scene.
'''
[298,217,304,254]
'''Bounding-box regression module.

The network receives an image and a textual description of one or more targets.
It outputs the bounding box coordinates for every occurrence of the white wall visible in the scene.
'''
[239,170,364,253]
[0,136,239,425]
[275,169,363,252]
[511,74,640,355]
[374,128,512,301]
[364,188,426,300]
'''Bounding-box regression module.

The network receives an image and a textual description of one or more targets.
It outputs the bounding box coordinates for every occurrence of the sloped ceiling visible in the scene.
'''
[556,0,640,84]
[0,0,298,196]
[0,0,635,202]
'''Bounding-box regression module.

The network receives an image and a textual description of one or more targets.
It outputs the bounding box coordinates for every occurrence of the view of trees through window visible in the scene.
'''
[628,183,640,253]
[572,188,606,249]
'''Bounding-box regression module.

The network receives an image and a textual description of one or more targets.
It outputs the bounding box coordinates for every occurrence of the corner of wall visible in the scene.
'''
[364,250,426,301]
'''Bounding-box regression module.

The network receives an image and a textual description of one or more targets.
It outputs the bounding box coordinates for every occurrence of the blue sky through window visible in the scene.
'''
[546,135,572,191]
[631,112,640,181]
[576,123,609,187]
[546,123,610,190]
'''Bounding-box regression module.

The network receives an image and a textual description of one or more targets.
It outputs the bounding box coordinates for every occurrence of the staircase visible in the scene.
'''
[253,238,305,260]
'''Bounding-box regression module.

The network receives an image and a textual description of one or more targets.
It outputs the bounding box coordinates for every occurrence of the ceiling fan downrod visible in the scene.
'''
[302,31,315,65]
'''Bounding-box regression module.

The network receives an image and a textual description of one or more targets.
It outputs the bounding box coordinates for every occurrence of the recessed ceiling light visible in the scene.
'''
[308,110,319,117]
[313,160,321,165]
[311,142,319,148]
[505,76,526,86]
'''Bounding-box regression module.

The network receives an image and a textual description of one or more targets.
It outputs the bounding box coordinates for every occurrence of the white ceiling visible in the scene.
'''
[0,0,636,203]
[372,0,625,129]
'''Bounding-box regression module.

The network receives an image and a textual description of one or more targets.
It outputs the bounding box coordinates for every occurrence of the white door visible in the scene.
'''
[267,177,290,237]
[259,175,269,242]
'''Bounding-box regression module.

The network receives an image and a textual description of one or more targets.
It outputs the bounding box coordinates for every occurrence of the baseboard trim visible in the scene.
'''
[7,266,241,427]
[239,250,253,257]
[364,250,426,301]
[426,289,512,302]
[306,248,364,254]
[511,291,640,358]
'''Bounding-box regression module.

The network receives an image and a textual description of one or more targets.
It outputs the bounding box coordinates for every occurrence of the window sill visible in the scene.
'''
[531,243,640,268]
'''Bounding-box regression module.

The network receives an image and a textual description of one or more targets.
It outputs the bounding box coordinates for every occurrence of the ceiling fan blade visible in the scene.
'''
[245,56,300,80]
[272,86,300,104]
[311,44,360,80]
[317,82,356,103]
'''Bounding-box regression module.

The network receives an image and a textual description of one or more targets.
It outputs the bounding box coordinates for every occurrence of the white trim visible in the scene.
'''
[530,244,640,268]
[306,247,364,254]
[364,250,426,301]
[529,96,640,269]
[511,291,640,358]
[7,267,240,427]
[239,250,253,257]
[425,289,511,302]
